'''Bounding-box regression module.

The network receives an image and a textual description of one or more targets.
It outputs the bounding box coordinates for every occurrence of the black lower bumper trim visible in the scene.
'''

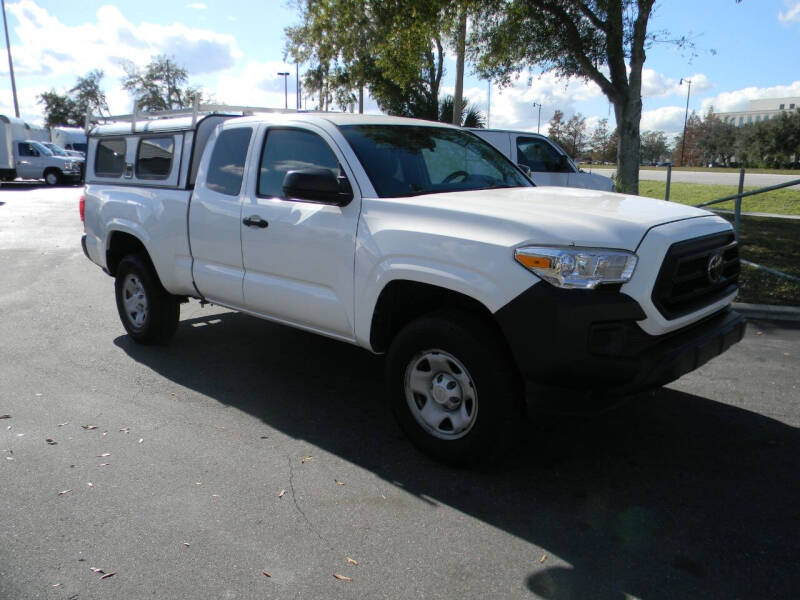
[81,234,90,261]
[494,283,746,396]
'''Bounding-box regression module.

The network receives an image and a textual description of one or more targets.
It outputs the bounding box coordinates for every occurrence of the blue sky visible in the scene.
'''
[1,0,799,140]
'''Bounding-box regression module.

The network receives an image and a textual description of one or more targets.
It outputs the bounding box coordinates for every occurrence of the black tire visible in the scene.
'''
[386,310,523,466]
[114,254,180,344]
[44,169,62,186]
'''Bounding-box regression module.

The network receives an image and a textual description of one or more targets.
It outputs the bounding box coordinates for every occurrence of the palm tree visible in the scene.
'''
[438,95,486,128]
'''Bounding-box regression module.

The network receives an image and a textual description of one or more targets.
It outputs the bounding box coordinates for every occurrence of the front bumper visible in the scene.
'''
[494,283,746,397]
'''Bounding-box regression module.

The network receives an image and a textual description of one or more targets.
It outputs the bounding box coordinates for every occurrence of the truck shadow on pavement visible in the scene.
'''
[115,311,799,600]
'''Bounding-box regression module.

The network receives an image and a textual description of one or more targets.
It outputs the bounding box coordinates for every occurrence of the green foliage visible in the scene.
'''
[285,0,461,118]
[38,70,109,127]
[588,118,617,163]
[438,94,486,127]
[640,130,670,164]
[674,108,800,168]
[122,55,202,112]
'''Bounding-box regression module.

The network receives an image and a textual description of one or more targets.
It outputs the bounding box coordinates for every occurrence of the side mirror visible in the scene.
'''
[282,168,353,205]
[517,163,532,177]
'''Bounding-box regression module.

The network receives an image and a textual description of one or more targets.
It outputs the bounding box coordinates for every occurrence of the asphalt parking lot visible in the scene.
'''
[1,185,799,599]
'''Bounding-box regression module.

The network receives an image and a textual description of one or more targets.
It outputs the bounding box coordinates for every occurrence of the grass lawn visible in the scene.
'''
[718,214,800,306]
[638,181,800,216]
[578,164,800,175]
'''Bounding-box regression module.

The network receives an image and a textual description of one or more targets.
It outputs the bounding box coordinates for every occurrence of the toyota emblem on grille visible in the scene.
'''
[707,253,724,283]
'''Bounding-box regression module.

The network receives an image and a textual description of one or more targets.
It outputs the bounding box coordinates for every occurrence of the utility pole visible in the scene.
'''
[452,7,467,126]
[295,64,300,110]
[679,78,692,167]
[1,0,19,118]
[277,71,290,110]
[486,79,491,128]
[532,102,542,134]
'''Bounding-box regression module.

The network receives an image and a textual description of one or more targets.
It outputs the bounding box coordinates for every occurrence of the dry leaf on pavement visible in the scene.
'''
[262,571,271,578]
[57,422,68,427]
[183,542,191,547]
[301,456,312,464]
[346,557,358,566]
[540,553,548,563]
[335,480,345,486]
[138,438,143,444]
[87,482,94,488]
[90,568,104,574]
[98,463,109,467]
[57,489,72,496]
[99,572,116,580]
[278,489,286,498]
[0,415,10,419]
[81,425,97,430]
[46,439,57,445]
[97,453,111,457]
[333,573,352,581]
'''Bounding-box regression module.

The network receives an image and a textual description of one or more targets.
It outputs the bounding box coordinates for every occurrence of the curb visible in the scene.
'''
[733,302,800,322]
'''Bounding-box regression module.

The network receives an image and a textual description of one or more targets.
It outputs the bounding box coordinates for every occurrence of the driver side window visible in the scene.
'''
[516,137,567,173]
[18,143,36,157]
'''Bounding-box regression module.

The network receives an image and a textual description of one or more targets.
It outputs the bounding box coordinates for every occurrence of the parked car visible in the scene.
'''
[468,128,615,191]
[81,111,745,464]
[41,141,85,159]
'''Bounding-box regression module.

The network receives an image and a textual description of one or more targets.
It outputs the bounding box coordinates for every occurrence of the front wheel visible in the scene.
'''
[386,311,523,465]
[114,254,179,344]
[44,169,62,186]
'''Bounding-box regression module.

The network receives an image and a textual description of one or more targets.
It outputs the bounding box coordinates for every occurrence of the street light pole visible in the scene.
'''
[277,71,290,110]
[679,78,692,167]
[532,102,542,134]
[1,0,19,118]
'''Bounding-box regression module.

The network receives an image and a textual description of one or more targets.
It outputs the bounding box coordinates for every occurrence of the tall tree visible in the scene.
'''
[563,112,587,157]
[589,118,610,162]
[38,70,109,127]
[286,0,462,120]
[469,0,735,193]
[640,130,669,164]
[122,55,201,112]
[546,109,567,149]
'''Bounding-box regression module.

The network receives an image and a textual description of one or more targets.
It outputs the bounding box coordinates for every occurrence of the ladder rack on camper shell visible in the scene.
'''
[85,102,301,134]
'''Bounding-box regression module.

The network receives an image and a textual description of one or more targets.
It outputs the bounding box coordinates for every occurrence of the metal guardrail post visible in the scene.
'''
[734,168,745,236]
[665,164,672,201]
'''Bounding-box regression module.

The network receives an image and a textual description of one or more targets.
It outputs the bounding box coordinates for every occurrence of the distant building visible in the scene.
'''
[714,97,800,126]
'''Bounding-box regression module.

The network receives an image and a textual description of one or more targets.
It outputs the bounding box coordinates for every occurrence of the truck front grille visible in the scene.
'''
[651,232,740,320]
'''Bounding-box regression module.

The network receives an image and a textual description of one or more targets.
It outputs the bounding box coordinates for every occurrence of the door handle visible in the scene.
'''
[242,215,269,228]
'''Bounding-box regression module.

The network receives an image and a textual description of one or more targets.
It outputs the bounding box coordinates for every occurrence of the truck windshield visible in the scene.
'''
[340,125,532,198]
[31,142,53,156]
[43,143,68,156]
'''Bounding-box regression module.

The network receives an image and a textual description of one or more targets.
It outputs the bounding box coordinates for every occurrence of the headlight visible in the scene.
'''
[514,246,637,289]
[65,161,75,170]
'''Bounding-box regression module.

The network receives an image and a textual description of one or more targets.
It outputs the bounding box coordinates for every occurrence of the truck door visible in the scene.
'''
[240,125,359,340]
[188,125,255,306]
[514,136,571,187]
[15,142,41,179]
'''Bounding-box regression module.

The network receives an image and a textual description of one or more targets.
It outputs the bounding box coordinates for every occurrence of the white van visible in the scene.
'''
[12,139,83,185]
[51,127,87,156]
[469,128,615,191]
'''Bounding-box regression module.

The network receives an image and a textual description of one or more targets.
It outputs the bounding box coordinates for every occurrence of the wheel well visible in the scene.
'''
[369,280,500,353]
[106,232,149,276]
[44,167,61,175]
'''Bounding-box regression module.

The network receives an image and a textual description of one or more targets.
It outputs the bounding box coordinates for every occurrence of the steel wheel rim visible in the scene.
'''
[404,349,478,440]
[45,173,57,185]
[122,273,149,329]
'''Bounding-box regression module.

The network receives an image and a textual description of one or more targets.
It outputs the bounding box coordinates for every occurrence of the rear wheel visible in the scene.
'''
[386,311,523,465]
[44,169,62,186]
[114,254,179,344]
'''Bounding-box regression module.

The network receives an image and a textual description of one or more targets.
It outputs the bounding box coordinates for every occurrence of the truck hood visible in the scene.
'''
[378,186,717,252]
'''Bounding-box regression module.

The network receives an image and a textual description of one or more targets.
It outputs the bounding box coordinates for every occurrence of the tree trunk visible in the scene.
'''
[614,96,642,195]
[452,8,467,126]
[358,84,363,114]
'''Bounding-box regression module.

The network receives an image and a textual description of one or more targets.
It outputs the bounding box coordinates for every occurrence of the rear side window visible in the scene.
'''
[206,127,253,196]
[136,137,174,179]
[516,137,569,173]
[95,139,127,177]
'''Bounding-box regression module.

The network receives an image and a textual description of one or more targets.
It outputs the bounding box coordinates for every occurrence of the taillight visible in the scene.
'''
[79,195,85,222]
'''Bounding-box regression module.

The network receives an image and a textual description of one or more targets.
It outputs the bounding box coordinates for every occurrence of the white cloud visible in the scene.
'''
[640,106,688,139]
[186,2,207,9]
[699,81,800,113]
[778,2,800,23]
[641,70,711,98]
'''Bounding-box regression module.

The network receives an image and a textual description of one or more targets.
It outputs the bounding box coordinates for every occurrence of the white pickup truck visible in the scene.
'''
[81,111,745,464]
